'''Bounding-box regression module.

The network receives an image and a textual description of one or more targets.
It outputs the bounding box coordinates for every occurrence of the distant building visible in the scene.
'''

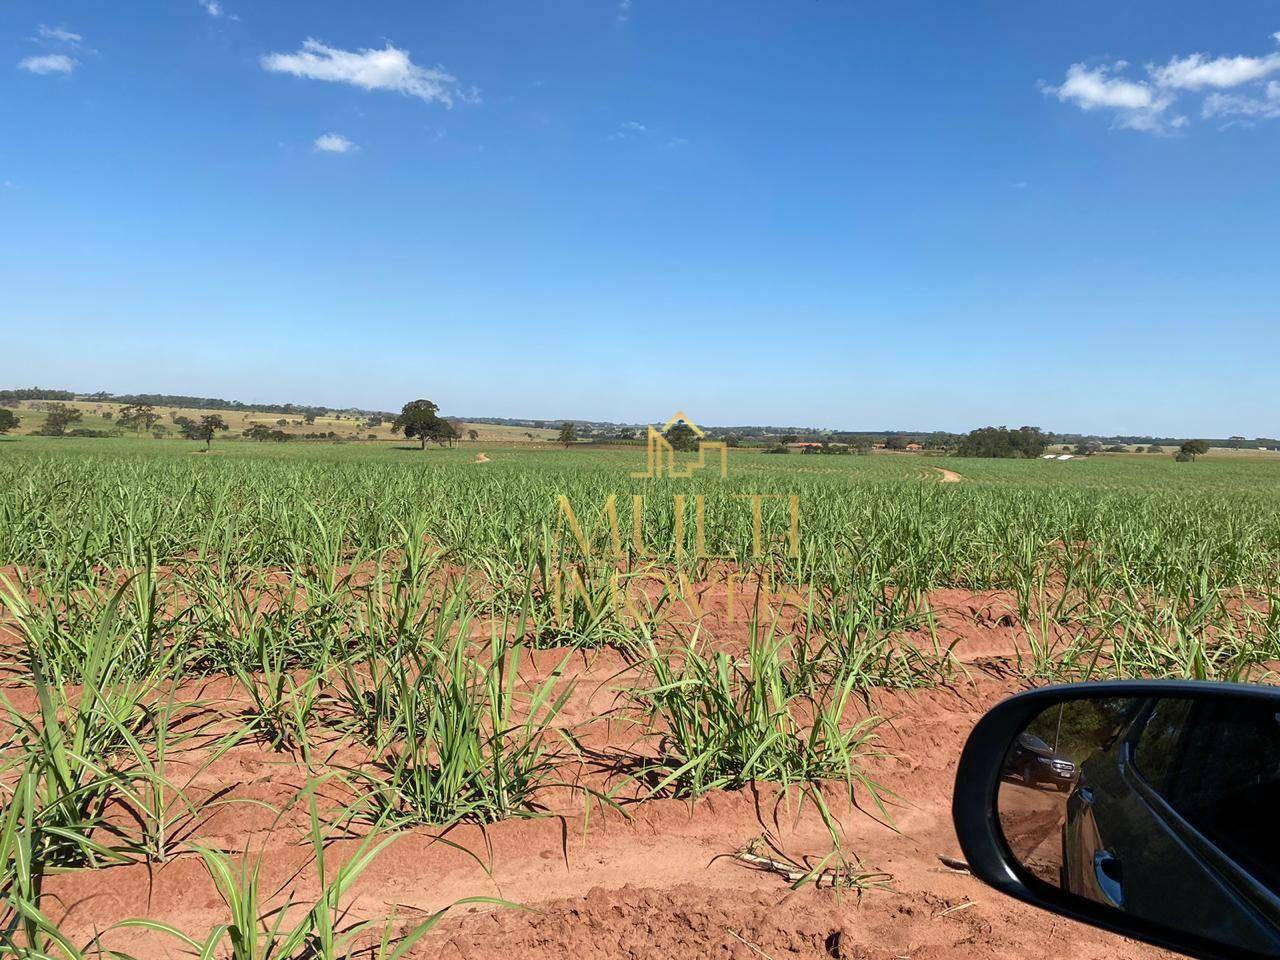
[904,442,923,452]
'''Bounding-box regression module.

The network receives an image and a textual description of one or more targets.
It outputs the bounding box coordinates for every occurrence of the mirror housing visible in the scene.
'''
[953,681,1280,960]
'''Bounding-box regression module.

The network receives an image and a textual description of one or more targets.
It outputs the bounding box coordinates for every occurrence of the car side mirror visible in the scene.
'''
[953,681,1280,960]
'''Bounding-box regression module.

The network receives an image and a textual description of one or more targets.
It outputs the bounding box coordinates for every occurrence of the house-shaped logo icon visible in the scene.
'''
[631,411,728,479]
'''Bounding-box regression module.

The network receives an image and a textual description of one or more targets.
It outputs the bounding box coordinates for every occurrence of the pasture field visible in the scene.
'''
[4,400,560,443]
[1,437,1278,959]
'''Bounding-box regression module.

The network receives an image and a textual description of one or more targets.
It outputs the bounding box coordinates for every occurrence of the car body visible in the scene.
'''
[1061,697,1280,954]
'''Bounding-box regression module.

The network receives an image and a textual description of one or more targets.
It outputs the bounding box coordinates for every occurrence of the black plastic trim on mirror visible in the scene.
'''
[952,680,1280,960]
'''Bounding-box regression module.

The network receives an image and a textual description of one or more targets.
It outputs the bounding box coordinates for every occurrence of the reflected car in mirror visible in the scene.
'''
[954,682,1280,960]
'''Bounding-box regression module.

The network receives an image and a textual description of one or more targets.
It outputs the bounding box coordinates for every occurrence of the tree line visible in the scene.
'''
[954,426,1050,459]
[0,386,390,420]
[951,427,1214,461]
[0,394,1229,465]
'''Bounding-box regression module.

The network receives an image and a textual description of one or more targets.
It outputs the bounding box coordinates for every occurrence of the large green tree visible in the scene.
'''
[0,409,20,435]
[558,422,577,447]
[1178,439,1210,461]
[392,399,452,449]
[664,420,698,452]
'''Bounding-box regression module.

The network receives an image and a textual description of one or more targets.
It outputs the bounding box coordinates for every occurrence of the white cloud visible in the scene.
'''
[1045,32,1280,133]
[1046,62,1158,110]
[1202,79,1280,120]
[1118,108,1187,134]
[1150,35,1280,90]
[37,25,82,44]
[1041,63,1177,132]
[261,38,471,107]
[617,0,632,23]
[19,54,77,75]
[314,132,359,153]
[611,120,688,147]
[198,2,239,22]
[610,120,648,140]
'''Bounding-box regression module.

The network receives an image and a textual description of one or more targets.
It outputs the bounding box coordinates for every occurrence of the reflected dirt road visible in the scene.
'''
[999,779,1068,884]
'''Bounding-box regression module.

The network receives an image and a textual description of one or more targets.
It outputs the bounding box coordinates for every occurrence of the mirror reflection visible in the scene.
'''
[997,696,1280,955]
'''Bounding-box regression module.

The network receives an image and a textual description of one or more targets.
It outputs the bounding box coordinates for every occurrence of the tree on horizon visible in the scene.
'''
[392,399,454,449]
[36,403,83,437]
[664,420,698,452]
[118,402,161,433]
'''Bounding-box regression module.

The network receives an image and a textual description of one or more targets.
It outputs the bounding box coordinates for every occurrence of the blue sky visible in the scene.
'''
[3,1,1279,435]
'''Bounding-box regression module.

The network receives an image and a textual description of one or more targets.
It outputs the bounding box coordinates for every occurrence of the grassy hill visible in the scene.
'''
[3,400,560,444]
